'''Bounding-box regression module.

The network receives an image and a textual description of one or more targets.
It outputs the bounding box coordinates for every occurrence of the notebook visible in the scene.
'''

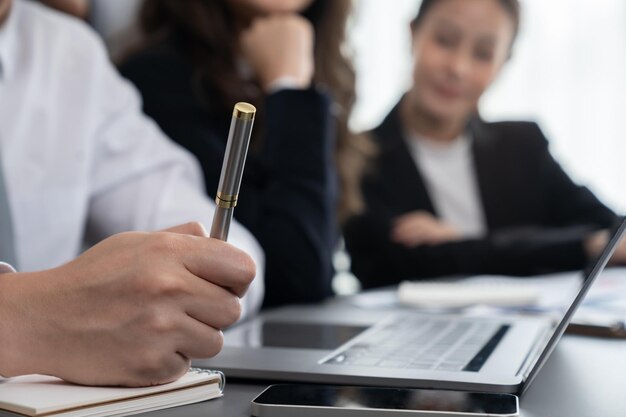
[0,368,224,417]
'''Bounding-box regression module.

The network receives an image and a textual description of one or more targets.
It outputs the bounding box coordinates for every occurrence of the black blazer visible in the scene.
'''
[120,38,337,307]
[344,102,617,289]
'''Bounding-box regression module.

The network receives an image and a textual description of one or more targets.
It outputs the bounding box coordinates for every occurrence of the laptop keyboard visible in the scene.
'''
[323,318,506,372]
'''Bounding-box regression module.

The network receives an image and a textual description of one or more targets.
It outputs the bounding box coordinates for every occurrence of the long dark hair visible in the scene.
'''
[137,0,375,221]
[412,0,521,44]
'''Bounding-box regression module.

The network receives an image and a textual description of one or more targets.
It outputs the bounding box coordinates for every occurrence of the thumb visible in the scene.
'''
[161,222,209,238]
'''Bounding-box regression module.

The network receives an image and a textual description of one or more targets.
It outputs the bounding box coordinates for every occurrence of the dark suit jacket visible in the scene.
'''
[344,102,617,289]
[120,37,337,307]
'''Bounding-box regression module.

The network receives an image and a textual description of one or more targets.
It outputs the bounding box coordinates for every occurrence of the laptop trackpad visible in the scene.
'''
[261,322,368,350]
[227,321,369,350]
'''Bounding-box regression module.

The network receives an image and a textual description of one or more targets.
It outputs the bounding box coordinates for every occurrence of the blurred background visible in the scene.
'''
[80,0,626,294]
[350,0,626,213]
[85,0,626,212]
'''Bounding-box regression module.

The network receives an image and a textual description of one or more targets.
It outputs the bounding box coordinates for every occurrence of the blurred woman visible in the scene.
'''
[120,0,372,307]
[344,0,621,289]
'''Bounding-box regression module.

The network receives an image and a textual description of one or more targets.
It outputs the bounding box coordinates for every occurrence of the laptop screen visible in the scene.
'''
[520,217,626,396]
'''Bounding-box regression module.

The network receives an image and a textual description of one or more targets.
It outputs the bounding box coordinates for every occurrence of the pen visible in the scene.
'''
[210,102,256,241]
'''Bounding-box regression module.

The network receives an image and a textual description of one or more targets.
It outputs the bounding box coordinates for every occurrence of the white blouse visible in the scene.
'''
[405,131,487,238]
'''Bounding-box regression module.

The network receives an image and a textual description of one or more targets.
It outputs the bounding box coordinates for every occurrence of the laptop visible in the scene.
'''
[196,218,626,395]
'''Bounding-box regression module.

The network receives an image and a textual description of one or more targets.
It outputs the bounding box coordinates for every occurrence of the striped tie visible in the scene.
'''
[0,154,16,267]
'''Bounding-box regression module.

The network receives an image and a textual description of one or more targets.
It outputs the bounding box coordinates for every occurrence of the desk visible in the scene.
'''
[3,310,623,417]
[144,314,626,417]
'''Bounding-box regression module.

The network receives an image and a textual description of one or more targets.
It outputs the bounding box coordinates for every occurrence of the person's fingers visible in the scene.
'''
[131,351,190,388]
[394,216,438,235]
[391,234,409,246]
[391,226,412,243]
[162,222,209,238]
[393,215,423,231]
[609,238,626,264]
[175,318,225,360]
[395,210,433,223]
[393,213,416,225]
[180,271,244,330]
[175,236,256,298]
[152,222,256,297]
[392,228,429,247]
[392,211,454,247]
[584,230,608,259]
[391,225,417,243]
[392,219,428,239]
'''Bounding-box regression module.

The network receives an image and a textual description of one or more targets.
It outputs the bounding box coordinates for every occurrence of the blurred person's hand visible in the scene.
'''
[0,222,255,387]
[240,15,314,91]
[391,211,461,248]
[585,229,626,265]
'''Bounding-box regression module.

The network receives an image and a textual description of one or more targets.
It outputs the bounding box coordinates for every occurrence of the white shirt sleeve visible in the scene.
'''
[82,35,264,317]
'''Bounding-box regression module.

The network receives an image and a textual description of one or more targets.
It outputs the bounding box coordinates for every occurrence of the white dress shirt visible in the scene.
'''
[0,0,264,315]
[406,132,487,238]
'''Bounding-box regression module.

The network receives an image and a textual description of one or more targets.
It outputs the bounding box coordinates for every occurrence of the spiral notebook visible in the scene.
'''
[0,368,224,417]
